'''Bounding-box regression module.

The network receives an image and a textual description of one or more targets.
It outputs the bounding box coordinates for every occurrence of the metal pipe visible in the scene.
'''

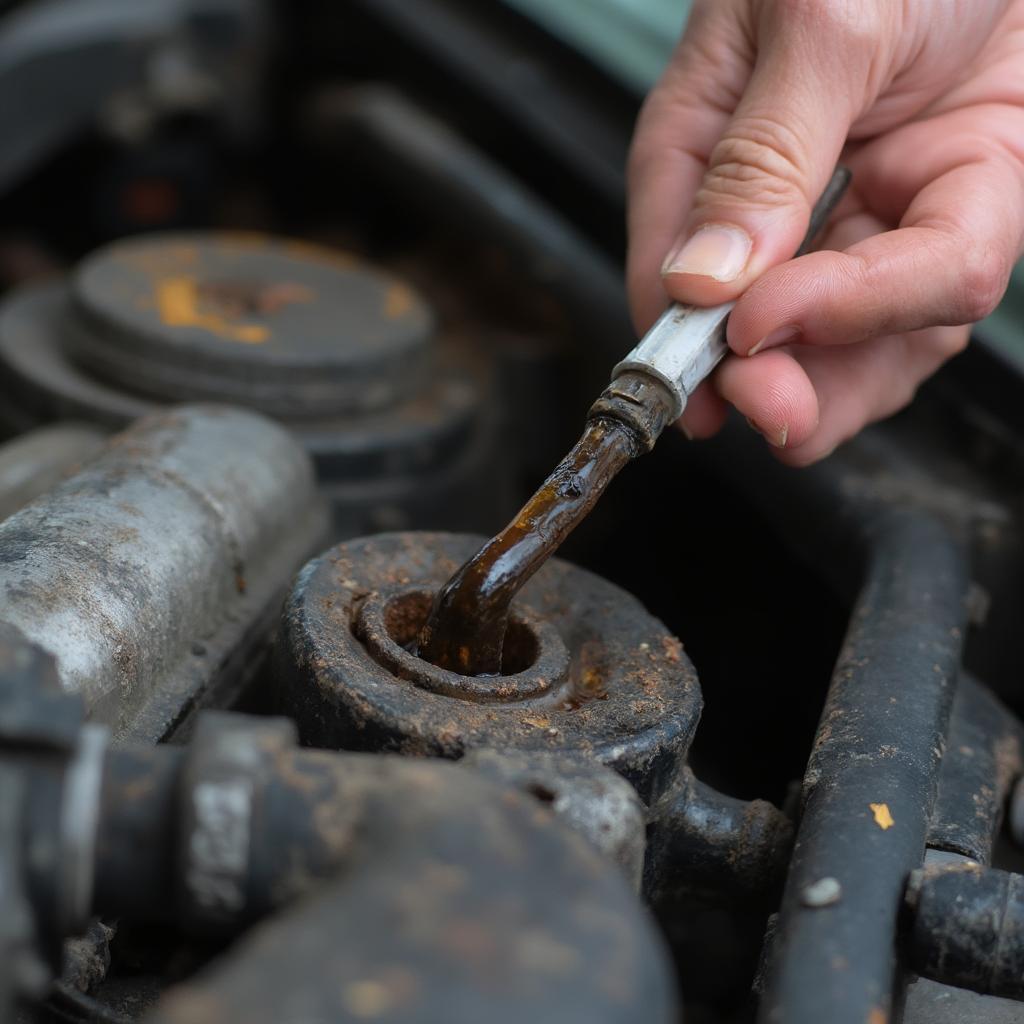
[645,767,793,908]
[0,422,105,522]
[927,674,1024,864]
[0,405,327,741]
[906,863,1024,1000]
[759,512,969,1024]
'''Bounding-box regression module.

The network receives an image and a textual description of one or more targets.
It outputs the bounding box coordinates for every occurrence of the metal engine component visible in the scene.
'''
[0,623,92,1009]
[906,863,1024,1001]
[0,404,327,741]
[462,748,649,889]
[0,233,498,538]
[71,234,434,416]
[142,740,679,1024]
[759,512,969,1024]
[0,423,106,522]
[0,632,678,1024]
[278,531,703,803]
[645,766,794,908]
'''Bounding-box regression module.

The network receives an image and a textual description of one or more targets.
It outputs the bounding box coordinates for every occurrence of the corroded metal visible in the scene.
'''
[278,531,702,802]
[906,863,1024,1001]
[0,405,327,741]
[645,766,794,908]
[759,513,969,1024]
[0,423,106,522]
[140,729,679,1024]
[71,233,434,416]
[0,237,498,540]
[1,647,679,1024]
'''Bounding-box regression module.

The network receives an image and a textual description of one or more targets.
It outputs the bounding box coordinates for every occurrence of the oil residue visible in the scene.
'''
[416,416,637,676]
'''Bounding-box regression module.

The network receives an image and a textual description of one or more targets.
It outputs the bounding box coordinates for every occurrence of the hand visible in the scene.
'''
[627,0,1024,464]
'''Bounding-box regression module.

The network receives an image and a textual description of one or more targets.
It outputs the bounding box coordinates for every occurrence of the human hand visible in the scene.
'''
[627,0,1024,464]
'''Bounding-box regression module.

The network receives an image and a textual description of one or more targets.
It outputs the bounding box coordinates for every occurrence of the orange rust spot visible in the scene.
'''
[867,1008,888,1024]
[155,276,268,344]
[384,282,415,319]
[661,636,683,663]
[869,803,895,830]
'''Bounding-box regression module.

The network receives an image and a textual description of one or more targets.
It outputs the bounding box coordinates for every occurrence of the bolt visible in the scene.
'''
[801,877,842,908]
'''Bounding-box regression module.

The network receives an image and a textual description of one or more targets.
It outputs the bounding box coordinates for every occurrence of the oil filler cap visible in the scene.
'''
[70,233,434,417]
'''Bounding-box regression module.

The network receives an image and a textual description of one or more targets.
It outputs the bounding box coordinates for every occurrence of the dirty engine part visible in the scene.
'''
[278,530,703,804]
[0,234,498,538]
[0,422,106,521]
[0,628,678,1024]
[0,404,327,741]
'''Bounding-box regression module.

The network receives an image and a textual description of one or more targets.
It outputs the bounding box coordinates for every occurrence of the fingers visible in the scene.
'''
[715,348,819,450]
[678,381,729,440]
[716,325,970,465]
[726,115,1024,355]
[626,2,753,332]
[659,0,887,307]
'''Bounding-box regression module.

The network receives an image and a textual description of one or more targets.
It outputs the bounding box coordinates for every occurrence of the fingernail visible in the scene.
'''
[746,417,788,448]
[749,325,800,356]
[662,224,752,282]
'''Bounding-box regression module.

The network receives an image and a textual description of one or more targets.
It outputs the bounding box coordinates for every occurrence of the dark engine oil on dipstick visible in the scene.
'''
[416,416,637,676]
[418,371,676,678]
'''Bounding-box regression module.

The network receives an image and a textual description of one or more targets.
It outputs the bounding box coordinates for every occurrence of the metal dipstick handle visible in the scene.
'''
[612,167,851,421]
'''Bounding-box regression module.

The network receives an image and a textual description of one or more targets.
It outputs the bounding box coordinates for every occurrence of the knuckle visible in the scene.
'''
[697,121,809,210]
[773,0,881,51]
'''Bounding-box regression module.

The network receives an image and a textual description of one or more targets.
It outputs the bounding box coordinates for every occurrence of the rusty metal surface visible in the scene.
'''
[278,531,702,803]
[71,233,433,417]
[646,766,793,909]
[0,405,327,741]
[904,976,1024,1023]
[0,254,499,541]
[928,675,1024,864]
[142,750,678,1024]
[760,511,969,1024]
[462,749,648,889]
[907,863,1024,1000]
[0,423,106,523]
[3,671,675,1023]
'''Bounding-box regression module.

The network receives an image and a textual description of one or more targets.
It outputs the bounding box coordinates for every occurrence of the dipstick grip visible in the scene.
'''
[612,167,852,421]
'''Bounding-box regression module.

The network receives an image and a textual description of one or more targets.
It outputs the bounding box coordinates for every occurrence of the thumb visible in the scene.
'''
[661,6,875,306]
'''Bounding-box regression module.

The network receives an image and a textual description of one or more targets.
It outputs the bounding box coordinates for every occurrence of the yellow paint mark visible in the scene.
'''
[155,276,268,344]
[384,282,415,320]
[870,803,895,830]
